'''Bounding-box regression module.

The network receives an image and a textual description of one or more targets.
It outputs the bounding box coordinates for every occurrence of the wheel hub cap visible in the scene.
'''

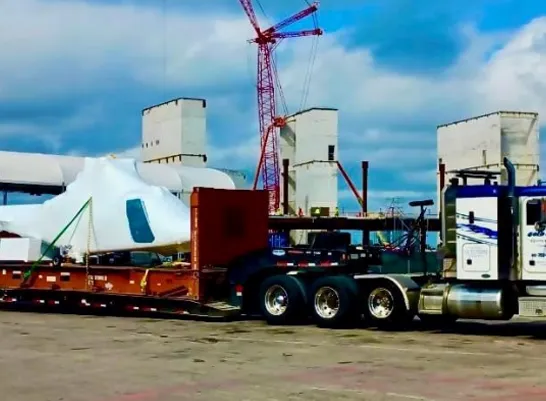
[265,285,289,316]
[368,287,394,319]
[314,286,340,319]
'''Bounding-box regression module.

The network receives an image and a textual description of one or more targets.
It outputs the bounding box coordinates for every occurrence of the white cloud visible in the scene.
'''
[0,0,254,100]
[275,19,546,176]
[209,136,258,169]
[0,103,105,152]
[336,128,436,168]
[2,0,546,183]
[278,24,519,123]
[477,18,546,112]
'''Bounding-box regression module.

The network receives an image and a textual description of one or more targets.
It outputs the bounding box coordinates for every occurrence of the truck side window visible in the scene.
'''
[526,200,542,226]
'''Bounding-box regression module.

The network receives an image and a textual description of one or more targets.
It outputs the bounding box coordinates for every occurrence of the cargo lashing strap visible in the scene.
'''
[140,269,150,294]
[22,197,93,283]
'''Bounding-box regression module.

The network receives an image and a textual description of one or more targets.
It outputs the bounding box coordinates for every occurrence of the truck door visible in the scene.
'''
[455,197,498,280]
[521,197,546,280]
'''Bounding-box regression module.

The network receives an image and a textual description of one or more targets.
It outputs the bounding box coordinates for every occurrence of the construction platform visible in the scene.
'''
[268,216,440,231]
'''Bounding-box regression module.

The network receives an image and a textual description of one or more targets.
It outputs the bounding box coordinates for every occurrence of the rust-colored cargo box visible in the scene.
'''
[190,187,269,271]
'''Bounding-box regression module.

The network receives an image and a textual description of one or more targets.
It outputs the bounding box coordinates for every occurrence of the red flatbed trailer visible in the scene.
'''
[0,187,270,319]
[0,187,388,327]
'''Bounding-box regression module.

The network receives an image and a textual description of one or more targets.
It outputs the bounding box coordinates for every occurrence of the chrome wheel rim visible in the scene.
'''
[314,286,340,319]
[264,285,289,316]
[368,287,394,319]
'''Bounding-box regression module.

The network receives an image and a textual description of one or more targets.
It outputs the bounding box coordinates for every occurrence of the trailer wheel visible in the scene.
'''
[364,281,412,329]
[259,275,307,325]
[310,276,359,328]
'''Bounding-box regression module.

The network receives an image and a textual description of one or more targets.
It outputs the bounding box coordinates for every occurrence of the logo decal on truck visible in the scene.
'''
[528,231,546,237]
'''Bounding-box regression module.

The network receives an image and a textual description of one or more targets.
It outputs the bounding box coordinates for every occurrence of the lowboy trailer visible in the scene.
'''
[0,187,381,325]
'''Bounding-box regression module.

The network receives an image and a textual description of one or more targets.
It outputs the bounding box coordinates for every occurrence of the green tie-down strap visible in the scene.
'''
[23,197,92,281]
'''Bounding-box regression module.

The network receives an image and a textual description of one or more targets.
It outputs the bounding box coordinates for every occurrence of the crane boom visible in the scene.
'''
[239,0,322,213]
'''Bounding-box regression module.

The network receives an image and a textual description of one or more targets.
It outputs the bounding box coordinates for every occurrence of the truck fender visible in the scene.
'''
[352,274,421,312]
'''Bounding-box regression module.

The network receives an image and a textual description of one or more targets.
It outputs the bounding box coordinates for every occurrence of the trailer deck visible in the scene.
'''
[0,262,240,318]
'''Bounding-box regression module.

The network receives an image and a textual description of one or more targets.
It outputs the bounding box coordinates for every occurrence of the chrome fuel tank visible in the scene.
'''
[445,284,514,320]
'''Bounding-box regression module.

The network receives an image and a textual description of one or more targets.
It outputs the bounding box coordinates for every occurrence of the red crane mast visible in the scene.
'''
[239,1,322,213]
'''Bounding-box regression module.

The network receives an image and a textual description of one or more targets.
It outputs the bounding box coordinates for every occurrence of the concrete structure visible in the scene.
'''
[280,108,338,244]
[437,111,540,203]
[141,97,207,167]
[0,151,235,206]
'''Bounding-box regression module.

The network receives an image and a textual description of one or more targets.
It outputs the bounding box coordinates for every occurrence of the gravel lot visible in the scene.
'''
[1,312,546,401]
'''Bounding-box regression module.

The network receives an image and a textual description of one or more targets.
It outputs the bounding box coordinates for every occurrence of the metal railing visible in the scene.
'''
[270,208,439,219]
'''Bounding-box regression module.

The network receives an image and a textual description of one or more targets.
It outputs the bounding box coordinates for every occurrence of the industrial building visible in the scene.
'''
[280,107,339,214]
[139,97,247,194]
[141,97,208,167]
[437,110,540,203]
[280,107,339,244]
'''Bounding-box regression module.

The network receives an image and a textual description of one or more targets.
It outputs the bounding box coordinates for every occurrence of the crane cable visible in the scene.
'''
[272,51,289,116]
[298,0,320,112]
[256,0,268,20]
[161,0,168,98]
[299,32,319,111]
[278,0,321,115]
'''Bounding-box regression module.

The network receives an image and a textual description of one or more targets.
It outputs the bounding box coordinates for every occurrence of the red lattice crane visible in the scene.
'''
[239,0,322,213]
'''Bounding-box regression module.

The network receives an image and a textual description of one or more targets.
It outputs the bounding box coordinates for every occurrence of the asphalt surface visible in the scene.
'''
[1,312,546,401]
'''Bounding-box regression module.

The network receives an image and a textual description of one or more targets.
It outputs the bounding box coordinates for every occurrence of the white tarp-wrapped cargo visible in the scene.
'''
[0,157,197,257]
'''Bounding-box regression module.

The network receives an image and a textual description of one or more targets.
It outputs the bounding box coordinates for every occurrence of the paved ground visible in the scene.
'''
[1,312,546,401]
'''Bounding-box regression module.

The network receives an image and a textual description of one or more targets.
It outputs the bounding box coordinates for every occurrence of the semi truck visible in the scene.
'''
[290,157,546,329]
[5,157,545,330]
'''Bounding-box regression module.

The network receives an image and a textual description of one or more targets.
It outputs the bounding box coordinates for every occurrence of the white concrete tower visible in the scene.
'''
[141,97,207,167]
[437,111,540,200]
[280,108,339,243]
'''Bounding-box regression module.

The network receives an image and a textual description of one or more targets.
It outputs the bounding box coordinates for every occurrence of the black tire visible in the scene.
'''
[363,281,413,329]
[310,276,359,328]
[258,275,307,325]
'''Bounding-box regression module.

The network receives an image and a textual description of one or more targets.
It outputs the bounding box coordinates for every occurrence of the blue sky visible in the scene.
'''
[1,0,546,215]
